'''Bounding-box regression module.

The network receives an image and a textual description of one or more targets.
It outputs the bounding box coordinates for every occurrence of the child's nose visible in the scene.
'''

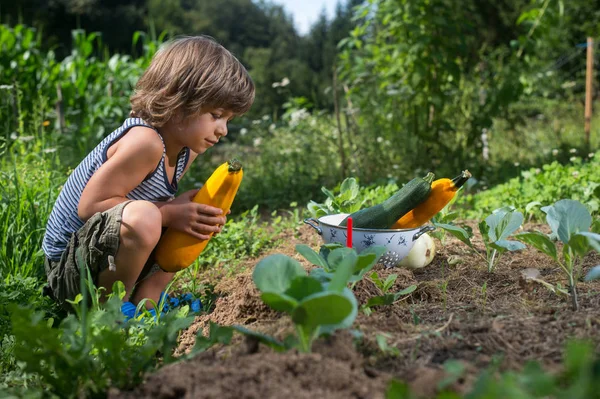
[217,123,228,137]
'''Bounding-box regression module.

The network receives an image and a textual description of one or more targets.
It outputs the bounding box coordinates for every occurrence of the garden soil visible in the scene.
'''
[110,222,600,399]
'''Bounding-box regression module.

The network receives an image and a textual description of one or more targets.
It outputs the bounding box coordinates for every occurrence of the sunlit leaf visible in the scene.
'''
[542,200,592,244]
[516,232,557,261]
[584,266,600,281]
[295,244,328,268]
[292,292,353,328]
[491,239,526,252]
[284,276,323,301]
[260,292,298,313]
[434,222,474,248]
[253,254,306,294]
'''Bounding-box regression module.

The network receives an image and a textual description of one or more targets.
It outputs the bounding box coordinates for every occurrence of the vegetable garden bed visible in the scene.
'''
[110,222,600,399]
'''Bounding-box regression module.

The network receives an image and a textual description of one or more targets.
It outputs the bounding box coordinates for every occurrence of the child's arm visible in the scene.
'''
[78,127,165,220]
[155,190,226,241]
[154,150,226,241]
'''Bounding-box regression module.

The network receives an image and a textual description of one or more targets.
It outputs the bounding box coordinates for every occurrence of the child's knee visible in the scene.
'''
[120,200,162,247]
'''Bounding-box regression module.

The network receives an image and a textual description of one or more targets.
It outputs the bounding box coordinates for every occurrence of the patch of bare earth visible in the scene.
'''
[110,223,600,399]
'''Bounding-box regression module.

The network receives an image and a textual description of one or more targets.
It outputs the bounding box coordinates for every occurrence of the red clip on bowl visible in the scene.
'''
[346,217,353,248]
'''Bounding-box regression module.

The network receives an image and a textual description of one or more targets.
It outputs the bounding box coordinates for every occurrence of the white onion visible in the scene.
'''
[398,233,436,269]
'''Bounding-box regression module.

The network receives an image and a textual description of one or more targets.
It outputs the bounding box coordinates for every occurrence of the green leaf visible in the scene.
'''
[354,253,377,272]
[353,245,386,276]
[319,243,344,270]
[328,251,357,293]
[516,232,557,261]
[438,360,467,391]
[327,247,355,271]
[395,284,417,297]
[434,222,474,248]
[292,292,353,328]
[284,276,323,301]
[252,254,306,294]
[491,239,527,252]
[485,207,523,242]
[383,274,398,292]
[525,201,542,215]
[295,244,328,268]
[308,267,333,283]
[321,187,337,203]
[542,200,592,244]
[591,219,600,234]
[385,379,413,399]
[577,232,600,252]
[260,292,298,313]
[568,233,592,257]
[564,340,594,376]
[584,266,600,281]
[365,285,417,308]
[365,294,394,307]
[316,287,358,334]
[338,177,360,202]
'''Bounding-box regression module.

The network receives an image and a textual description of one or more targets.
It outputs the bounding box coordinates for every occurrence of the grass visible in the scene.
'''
[0,148,62,279]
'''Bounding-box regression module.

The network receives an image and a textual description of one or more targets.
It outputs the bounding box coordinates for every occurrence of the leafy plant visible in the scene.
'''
[296,242,386,289]
[362,272,417,315]
[307,177,363,217]
[460,156,600,220]
[385,340,600,399]
[516,199,600,310]
[306,177,398,219]
[232,248,366,353]
[371,272,399,294]
[10,287,195,397]
[478,206,527,272]
[293,243,414,314]
[435,206,526,272]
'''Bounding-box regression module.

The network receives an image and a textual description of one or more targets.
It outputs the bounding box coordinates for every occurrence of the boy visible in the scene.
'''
[42,36,255,311]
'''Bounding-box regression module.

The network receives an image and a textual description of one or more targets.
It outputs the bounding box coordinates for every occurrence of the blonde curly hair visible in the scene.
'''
[130,36,255,127]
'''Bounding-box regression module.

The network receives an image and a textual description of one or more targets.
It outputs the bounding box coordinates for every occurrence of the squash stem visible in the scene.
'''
[451,170,472,188]
[227,159,243,173]
[423,172,435,184]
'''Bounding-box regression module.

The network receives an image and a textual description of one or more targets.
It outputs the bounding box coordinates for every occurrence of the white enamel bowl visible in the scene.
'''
[303,213,435,267]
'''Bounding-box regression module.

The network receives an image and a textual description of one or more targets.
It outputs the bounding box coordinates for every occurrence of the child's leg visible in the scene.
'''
[97,200,162,301]
[131,268,175,308]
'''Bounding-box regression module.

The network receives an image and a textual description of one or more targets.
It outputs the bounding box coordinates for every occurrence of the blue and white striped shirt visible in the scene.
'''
[42,118,190,261]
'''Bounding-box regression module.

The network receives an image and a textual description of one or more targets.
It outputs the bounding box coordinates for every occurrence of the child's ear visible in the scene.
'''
[173,108,185,122]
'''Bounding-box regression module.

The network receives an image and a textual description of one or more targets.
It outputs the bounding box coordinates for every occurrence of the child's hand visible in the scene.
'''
[165,189,227,240]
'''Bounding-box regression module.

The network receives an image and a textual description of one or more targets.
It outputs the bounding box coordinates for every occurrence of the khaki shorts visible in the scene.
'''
[44,201,161,310]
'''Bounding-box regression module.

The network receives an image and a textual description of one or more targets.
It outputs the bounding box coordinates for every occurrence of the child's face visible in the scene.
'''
[178,108,235,154]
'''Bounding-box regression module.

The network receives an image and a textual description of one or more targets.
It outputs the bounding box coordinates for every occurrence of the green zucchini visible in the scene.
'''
[340,172,435,229]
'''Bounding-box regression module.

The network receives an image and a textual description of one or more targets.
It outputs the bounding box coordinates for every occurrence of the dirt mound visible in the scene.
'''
[110,332,390,399]
[176,272,279,355]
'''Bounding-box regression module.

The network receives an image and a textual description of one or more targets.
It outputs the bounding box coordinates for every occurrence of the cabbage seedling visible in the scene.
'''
[235,249,361,352]
[478,206,527,272]
[516,199,600,311]
[296,243,386,288]
[434,206,526,272]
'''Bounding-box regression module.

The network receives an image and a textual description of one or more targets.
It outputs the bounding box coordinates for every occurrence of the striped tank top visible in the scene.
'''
[42,118,190,261]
